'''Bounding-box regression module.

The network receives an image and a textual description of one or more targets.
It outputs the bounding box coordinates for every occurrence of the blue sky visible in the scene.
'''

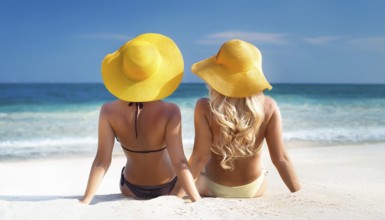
[1,0,384,83]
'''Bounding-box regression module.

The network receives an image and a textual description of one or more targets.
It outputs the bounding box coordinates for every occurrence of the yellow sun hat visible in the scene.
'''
[191,39,272,98]
[101,33,183,102]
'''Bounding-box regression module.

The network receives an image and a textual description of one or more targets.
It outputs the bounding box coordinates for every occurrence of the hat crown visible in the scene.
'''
[216,39,260,72]
[121,40,161,82]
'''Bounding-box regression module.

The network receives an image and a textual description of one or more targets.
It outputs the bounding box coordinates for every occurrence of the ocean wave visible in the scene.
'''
[0,137,97,148]
[284,127,385,143]
[1,83,385,159]
[0,137,98,160]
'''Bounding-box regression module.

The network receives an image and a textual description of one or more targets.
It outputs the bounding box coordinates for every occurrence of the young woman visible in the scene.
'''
[80,33,200,204]
[188,39,301,197]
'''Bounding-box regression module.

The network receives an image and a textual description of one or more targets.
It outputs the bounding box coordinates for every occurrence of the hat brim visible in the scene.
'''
[101,34,183,102]
[192,56,272,98]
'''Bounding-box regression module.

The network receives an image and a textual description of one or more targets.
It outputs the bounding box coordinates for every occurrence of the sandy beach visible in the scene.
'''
[1,142,384,220]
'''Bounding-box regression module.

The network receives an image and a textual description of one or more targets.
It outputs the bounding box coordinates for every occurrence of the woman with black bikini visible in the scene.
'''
[80,33,201,204]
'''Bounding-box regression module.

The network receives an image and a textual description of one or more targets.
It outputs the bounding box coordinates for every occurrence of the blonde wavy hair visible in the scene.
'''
[208,87,265,170]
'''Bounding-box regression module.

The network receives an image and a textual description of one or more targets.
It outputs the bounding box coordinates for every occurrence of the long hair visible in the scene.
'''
[208,87,265,170]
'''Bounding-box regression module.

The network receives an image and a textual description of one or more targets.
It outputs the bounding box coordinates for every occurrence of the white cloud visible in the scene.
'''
[304,35,385,52]
[303,36,345,45]
[196,31,288,45]
[303,35,385,52]
[76,33,130,40]
[348,36,385,52]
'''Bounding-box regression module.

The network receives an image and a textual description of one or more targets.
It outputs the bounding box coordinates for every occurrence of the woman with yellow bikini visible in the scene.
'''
[80,33,200,204]
[188,39,301,197]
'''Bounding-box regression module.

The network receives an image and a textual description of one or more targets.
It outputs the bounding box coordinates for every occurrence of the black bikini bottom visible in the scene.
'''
[120,167,177,198]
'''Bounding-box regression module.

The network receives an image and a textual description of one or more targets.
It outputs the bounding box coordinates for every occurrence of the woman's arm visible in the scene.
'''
[188,98,212,180]
[80,105,115,204]
[165,104,201,202]
[265,101,301,192]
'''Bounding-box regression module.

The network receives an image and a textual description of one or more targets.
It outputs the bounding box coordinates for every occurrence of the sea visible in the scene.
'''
[1,83,384,160]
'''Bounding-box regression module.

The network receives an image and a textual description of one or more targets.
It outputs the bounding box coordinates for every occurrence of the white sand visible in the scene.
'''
[1,143,385,220]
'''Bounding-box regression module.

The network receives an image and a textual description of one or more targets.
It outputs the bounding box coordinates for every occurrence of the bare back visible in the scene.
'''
[102,100,180,185]
[195,96,277,186]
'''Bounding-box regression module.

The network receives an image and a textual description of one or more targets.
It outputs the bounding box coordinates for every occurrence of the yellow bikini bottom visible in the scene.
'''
[206,169,266,198]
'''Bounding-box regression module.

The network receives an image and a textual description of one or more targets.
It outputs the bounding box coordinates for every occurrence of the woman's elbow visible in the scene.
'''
[194,153,210,167]
[172,158,190,172]
[93,157,111,170]
[271,156,290,168]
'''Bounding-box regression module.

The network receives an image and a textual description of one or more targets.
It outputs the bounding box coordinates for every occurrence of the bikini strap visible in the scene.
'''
[121,145,167,153]
[128,102,143,139]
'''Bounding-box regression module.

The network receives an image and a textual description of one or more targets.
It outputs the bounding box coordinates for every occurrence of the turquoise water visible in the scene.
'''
[1,83,384,159]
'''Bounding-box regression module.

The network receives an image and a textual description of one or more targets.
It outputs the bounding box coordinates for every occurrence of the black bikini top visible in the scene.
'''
[120,143,167,154]
[115,102,167,154]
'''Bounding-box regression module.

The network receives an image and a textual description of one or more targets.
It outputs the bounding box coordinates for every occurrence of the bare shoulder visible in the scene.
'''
[161,101,181,119]
[196,97,209,106]
[264,96,277,109]
[263,96,279,120]
[100,100,120,116]
[195,98,210,112]
[162,101,180,113]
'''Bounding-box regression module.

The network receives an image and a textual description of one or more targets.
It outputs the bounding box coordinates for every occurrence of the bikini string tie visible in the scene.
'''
[128,102,143,139]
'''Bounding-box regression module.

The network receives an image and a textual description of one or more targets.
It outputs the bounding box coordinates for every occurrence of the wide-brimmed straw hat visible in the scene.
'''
[101,33,183,102]
[191,39,272,98]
